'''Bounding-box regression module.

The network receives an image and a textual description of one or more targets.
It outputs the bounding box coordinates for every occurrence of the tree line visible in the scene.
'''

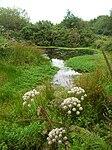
[0,7,112,48]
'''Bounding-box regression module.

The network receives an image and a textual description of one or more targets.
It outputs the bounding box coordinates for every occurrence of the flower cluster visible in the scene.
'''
[80,94,87,100]
[60,97,83,115]
[68,86,87,101]
[22,89,40,107]
[68,86,85,95]
[47,128,67,145]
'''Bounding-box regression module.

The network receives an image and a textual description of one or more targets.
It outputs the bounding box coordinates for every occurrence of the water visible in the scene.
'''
[44,48,96,60]
[51,58,80,88]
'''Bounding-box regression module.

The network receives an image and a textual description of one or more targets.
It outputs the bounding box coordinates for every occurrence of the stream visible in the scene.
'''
[51,58,80,88]
[43,48,96,88]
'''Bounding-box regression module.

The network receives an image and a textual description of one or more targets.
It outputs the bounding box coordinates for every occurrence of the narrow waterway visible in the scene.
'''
[51,58,80,88]
[43,47,96,88]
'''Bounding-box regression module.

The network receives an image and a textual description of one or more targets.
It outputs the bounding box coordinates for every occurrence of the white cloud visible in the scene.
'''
[0,0,112,23]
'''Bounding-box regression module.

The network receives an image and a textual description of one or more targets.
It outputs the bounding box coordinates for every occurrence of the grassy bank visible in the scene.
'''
[65,51,106,72]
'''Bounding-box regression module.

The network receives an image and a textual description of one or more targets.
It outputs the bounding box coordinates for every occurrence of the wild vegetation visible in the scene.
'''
[0,7,112,150]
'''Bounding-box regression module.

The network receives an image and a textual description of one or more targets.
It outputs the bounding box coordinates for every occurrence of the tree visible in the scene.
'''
[51,25,69,47]
[60,9,82,29]
[34,20,53,46]
[90,10,112,36]
[66,28,80,47]
[20,20,54,45]
[0,7,30,31]
[20,23,38,41]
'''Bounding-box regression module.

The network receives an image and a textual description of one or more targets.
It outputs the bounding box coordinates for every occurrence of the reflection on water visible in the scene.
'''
[51,58,80,88]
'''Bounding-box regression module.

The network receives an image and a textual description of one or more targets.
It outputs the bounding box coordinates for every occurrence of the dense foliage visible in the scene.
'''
[90,9,112,36]
[0,7,29,31]
[0,7,111,50]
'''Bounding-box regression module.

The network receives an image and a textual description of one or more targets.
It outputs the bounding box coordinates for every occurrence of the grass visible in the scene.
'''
[65,51,105,72]
[0,121,44,150]
[0,40,57,102]
[36,45,96,51]
[69,126,111,150]
[0,64,56,102]
[0,40,57,126]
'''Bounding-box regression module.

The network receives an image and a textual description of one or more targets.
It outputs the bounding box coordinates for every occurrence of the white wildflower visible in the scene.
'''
[68,104,72,108]
[63,105,67,110]
[68,110,71,115]
[28,104,31,107]
[47,137,50,141]
[55,135,58,139]
[81,96,84,100]
[77,100,81,103]
[58,140,62,144]
[22,89,39,100]
[68,91,72,94]
[23,96,27,100]
[76,111,80,115]
[31,99,34,103]
[56,130,59,135]
[48,141,52,145]
[84,94,87,97]
[23,101,27,106]
[63,136,68,140]
[47,128,67,145]
[73,102,77,106]
[68,86,85,95]
[72,108,76,111]
[79,107,83,111]
[59,134,62,138]
[77,104,81,107]
[60,97,83,115]
[52,139,56,142]
[62,130,66,133]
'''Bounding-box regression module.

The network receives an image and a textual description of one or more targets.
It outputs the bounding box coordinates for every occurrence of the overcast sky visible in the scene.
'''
[0,0,112,24]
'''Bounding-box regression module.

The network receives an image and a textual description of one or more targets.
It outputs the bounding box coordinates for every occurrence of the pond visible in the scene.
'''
[44,47,96,60]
